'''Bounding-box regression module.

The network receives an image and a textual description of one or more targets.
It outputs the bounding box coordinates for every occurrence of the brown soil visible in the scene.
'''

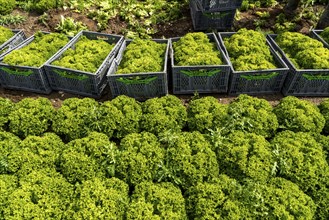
[1,5,328,107]
[8,7,193,38]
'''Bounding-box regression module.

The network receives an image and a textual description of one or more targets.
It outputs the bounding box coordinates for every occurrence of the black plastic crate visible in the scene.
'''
[190,0,236,31]
[267,34,329,96]
[0,30,26,57]
[44,31,124,98]
[107,39,169,101]
[0,32,64,94]
[196,0,243,11]
[170,33,230,94]
[218,32,289,95]
[310,29,329,48]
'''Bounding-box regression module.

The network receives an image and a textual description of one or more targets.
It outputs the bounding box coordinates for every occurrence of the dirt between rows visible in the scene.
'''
[1,85,327,109]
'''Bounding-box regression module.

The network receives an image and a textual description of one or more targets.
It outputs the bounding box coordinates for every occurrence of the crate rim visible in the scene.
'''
[75,30,124,39]
[0,31,68,69]
[170,32,231,68]
[0,29,25,52]
[45,30,124,76]
[107,38,169,77]
[312,29,323,33]
[217,32,290,74]
[267,33,329,72]
[310,29,329,49]
[0,62,43,70]
[195,0,240,12]
[45,64,104,76]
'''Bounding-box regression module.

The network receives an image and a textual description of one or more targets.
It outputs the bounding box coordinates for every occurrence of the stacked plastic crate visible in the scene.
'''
[190,0,242,30]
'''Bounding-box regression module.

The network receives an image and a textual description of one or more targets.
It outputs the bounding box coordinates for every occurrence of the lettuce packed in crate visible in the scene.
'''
[3,32,70,67]
[116,39,166,74]
[52,36,115,73]
[173,32,222,66]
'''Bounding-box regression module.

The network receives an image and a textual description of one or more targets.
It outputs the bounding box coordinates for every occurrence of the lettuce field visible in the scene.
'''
[0,0,329,219]
[1,94,329,219]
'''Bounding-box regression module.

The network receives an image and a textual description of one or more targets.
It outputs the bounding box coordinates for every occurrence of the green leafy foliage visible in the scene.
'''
[217,131,275,182]
[65,177,129,219]
[96,100,124,138]
[53,97,124,141]
[173,32,222,66]
[224,28,276,71]
[63,0,94,12]
[0,98,14,131]
[116,132,164,186]
[159,131,219,190]
[127,181,187,219]
[276,32,323,57]
[223,94,278,138]
[231,55,277,71]
[7,133,64,178]
[0,174,18,219]
[273,96,325,133]
[3,32,70,67]
[320,26,329,44]
[52,35,114,73]
[81,0,187,36]
[8,98,55,138]
[271,131,329,193]
[0,14,26,26]
[239,178,316,219]
[271,131,329,219]
[55,15,87,37]
[241,0,276,11]
[119,0,185,38]
[224,29,269,58]
[111,95,143,138]
[295,48,329,69]
[0,0,16,15]
[273,13,296,33]
[0,26,14,45]
[52,98,100,141]
[185,175,245,219]
[187,96,228,134]
[187,176,316,219]
[311,186,329,220]
[0,132,20,174]
[117,39,166,74]
[2,95,329,218]
[2,170,73,219]
[141,95,187,135]
[87,1,119,31]
[318,98,329,134]
[59,132,117,184]
[20,0,63,14]
[275,32,329,69]
[312,133,329,163]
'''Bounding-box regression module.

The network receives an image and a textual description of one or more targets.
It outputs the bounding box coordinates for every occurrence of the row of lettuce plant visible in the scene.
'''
[1,94,329,219]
